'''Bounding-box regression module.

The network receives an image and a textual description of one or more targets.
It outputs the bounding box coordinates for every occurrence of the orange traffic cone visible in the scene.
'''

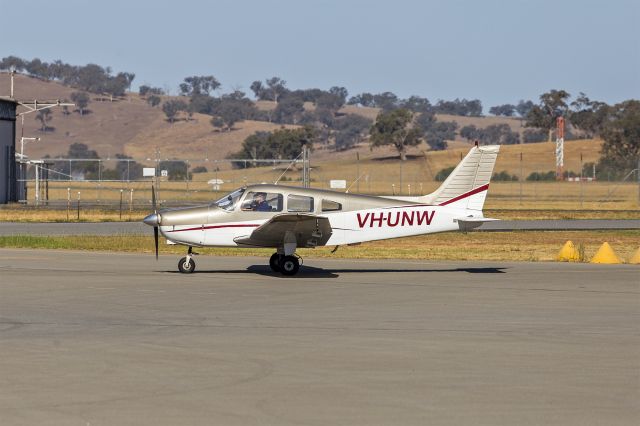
[628,247,640,265]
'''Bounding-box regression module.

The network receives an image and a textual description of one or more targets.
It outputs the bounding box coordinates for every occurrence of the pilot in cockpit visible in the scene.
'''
[251,192,271,211]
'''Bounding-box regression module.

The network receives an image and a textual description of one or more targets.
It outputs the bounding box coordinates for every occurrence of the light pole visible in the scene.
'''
[20,137,40,160]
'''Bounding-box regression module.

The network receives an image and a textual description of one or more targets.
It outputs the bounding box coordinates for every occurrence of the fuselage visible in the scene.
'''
[155,184,477,248]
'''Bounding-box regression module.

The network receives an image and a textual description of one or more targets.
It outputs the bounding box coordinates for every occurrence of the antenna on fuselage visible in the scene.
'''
[274,151,304,185]
[345,172,367,193]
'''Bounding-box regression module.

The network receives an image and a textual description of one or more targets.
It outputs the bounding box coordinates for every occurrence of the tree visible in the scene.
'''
[333,114,372,151]
[70,91,90,115]
[434,98,483,116]
[597,100,640,178]
[400,96,432,113]
[569,93,609,137]
[489,104,516,116]
[460,124,481,141]
[274,95,305,124]
[147,95,161,107]
[348,92,375,107]
[162,100,187,123]
[316,91,346,111]
[373,92,399,111]
[424,121,457,150]
[250,80,266,100]
[328,86,348,105]
[179,75,220,96]
[415,111,455,151]
[516,100,535,117]
[0,55,26,72]
[482,124,519,144]
[522,128,547,143]
[159,160,191,181]
[525,89,571,141]
[67,143,100,177]
[369,108,423,160]
[265,77,288,102]
[209,91,258,131]
[229,127,316,167]
[35,109,53,132]
[113,154,143,180]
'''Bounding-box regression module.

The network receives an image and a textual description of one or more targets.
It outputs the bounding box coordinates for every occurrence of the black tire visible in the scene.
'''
[269,253,281,272]
[178,257,196,274]
[279,255,300,276]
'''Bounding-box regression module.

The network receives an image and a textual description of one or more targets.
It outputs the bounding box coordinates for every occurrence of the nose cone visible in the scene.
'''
[143,213,159,226]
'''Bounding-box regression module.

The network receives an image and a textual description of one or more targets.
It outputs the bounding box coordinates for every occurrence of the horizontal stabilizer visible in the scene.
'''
[454,217,500,232]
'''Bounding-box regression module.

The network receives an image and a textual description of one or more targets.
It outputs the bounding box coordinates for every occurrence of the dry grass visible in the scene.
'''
[0,207,149,222]
[0,231,638,263]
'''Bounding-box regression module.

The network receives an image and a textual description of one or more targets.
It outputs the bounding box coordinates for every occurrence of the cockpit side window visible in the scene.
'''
[241,192,283,212]
[213,188,245,211]
[321,199,342,212]
[288,194,314,212]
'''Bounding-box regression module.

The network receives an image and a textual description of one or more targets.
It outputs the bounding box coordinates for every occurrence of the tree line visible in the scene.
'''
[4,56,636,179]
[0,56,135,98]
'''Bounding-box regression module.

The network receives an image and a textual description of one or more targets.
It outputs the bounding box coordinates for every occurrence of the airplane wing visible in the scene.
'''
[234,213,332,248]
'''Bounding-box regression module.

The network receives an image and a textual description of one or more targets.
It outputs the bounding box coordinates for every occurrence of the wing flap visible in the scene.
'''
[234,213,332,248]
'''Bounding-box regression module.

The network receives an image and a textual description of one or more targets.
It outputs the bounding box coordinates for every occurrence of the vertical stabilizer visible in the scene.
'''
[421,145,500,210]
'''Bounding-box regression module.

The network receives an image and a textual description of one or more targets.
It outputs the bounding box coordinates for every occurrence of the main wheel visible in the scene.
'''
[178,257,196,274]
[279,255,300,276]
[269,253,281,272]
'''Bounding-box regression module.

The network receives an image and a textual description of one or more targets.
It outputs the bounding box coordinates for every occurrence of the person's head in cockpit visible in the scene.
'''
[252,192,271,211]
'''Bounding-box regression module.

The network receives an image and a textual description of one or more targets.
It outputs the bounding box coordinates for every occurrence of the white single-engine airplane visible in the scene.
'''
[143,144,500,275]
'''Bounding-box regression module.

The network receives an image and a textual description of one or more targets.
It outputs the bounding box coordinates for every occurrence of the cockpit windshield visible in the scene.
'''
[212,188,245,211]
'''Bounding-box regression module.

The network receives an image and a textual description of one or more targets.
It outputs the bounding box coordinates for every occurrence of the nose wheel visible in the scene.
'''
[178,247,197,274]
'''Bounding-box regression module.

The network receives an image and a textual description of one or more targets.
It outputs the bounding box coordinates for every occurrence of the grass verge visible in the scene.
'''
[0,231,638,263]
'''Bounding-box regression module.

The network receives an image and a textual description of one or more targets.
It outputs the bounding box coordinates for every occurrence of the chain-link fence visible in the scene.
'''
[15,155,640,211]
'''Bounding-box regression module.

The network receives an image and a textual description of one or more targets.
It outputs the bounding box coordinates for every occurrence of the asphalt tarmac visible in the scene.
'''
[0,249,638,425]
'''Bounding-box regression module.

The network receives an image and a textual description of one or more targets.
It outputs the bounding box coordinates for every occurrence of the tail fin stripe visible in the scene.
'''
[438,183,489,206]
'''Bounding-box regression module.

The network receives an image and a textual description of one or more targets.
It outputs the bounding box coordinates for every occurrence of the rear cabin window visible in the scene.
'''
[287,194,314,212]
[321,199,342,212]
[241,192,283,212]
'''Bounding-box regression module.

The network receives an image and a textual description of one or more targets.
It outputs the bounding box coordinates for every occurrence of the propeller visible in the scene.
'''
[143,185,160,260]
[152,185,158,260]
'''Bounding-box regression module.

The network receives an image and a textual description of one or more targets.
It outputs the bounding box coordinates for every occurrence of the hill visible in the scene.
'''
[0,73,599,169]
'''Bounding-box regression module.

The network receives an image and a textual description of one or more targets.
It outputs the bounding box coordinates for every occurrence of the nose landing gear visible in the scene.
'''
[178,246,197,274]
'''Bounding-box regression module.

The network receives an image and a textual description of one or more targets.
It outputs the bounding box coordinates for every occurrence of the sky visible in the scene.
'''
[1,0,638,109]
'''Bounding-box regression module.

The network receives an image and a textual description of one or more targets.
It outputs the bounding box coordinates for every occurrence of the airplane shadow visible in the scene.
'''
[164,265,507,279]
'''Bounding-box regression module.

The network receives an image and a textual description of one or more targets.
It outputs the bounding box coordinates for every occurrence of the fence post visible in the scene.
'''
[77,191,81,221]
[129,189,134,221]
[119,189,123,220]
[66,187,70,221]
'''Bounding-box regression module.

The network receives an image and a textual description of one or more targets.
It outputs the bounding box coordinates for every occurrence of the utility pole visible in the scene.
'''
[555,116,565,180]
[519,152,523,206]
[356,152,360,193]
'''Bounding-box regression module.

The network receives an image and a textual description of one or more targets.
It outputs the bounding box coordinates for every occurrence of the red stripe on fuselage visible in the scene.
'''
[166,224,260,233]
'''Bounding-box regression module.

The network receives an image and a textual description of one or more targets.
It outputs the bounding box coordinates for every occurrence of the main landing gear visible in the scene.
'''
[269,253,301,276]
[178,246,197,274]
[176,247,301,276]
